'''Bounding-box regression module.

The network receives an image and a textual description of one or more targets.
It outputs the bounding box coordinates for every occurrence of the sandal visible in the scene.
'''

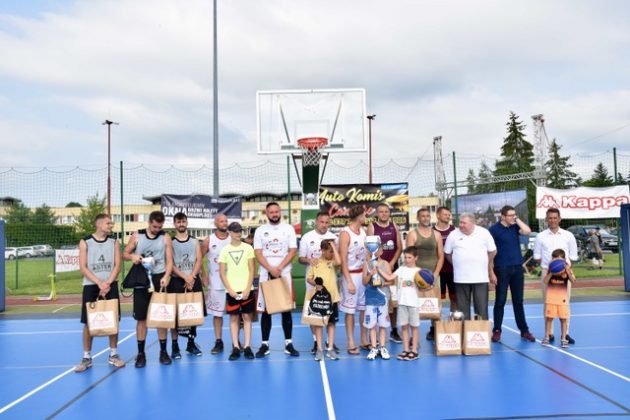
[359,344,372,351]
[347,347,360,355]
[397,351,410,360]
[404,352,419,361]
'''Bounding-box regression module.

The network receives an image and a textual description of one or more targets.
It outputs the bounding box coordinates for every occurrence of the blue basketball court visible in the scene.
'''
[1,300,629,419]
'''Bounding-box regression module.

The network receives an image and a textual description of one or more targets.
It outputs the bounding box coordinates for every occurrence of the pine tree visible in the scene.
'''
[545,139,578,189]
[582,162,614,187]
[465,169,476,194]
[477,161,494,193]
[494,112,535,183]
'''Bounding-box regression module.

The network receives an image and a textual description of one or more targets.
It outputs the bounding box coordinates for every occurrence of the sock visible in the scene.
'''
[110,348,118,357]
[312,334,317,341]
[137,340,146,354]
[285,339,292,346]
[262,341,269,346]
[172,340,179,350]
[83,351,91,359]
[159,339,167,352]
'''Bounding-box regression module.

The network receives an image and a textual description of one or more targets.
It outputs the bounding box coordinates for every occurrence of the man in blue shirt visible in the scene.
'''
[489,205,535,343]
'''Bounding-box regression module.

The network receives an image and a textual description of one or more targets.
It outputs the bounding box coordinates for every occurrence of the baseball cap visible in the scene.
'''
[228,222,243,232]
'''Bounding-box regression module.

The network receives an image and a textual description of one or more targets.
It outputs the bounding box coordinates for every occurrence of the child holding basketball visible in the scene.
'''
[307,239,341,361]
[542,249,576,349]
[379,246,432,361]
[362,243,394,360]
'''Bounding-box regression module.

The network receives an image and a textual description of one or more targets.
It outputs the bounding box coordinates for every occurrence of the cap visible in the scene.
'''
[228,222,243,232]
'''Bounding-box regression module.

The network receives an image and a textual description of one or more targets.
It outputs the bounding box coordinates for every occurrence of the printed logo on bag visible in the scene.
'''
[466,332,489,348]
[437,333,461,350]
[419,298,439,313]
[88,311,115,329]
[179,303,202,319]
[151,304,175,321]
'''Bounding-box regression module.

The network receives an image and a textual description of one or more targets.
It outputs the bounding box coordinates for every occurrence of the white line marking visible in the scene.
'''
[503,325,630,383]
[0,329,136,336]
[52,304,78,314]
[0,331,136,414]
[504,312,630,320]
[318,359,336,420]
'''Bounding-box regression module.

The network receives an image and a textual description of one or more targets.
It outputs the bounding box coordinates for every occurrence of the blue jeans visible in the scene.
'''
[493,265,529,333]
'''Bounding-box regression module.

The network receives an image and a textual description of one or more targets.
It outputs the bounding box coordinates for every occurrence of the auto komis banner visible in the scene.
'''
[161,194,241,229]
[536,186,630,219]
[319,183,409,231]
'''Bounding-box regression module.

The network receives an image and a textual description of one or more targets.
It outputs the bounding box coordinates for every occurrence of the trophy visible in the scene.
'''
[365,235,382,287]
[141,256,155,292]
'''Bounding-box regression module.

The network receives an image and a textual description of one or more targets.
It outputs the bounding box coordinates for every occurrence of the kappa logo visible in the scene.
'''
[229,250,244,265]
[151,304,174,320]
[89,311,114,328]
[419,298,438,312]
[180,304,201,318]
[467,332,489,348]
[437,334,460,350]
[537,195,560,208]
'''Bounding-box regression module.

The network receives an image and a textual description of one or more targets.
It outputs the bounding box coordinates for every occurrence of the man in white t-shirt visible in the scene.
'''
[298,211,337,354]
[202,213,231,355]
[254,202,299,358]
[444,213,497,320]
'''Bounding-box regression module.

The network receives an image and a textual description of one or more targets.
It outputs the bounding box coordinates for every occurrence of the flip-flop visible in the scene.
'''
[347,347,360,355]
[359,344,372,351]
[396,351,410,360]
[404,351,419,361]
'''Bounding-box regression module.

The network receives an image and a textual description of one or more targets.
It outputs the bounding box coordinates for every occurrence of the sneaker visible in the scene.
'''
[171,346,182,360]
[367,347,379,360]
[379,347,391,360]
[541,337,550,345]
[134,352,146,368]
[228,347,241,361]
[159,351,172,365]
[561,339,569,349]
[108,354,125,368]
[310,341,318,355]
[520,331,535,342]
[325,342,341,354]
[565,334,575,345]
[491,330,501,343]
[256,343,270,358]
[326,349,339,360]
[548,334,555,343]
[74,357,92,373]
[390,330,403,343]
[425,327,435,341]
[314,350,323,361]
[285,343,300,357]
[186,341,202,356]
[210,339,224,355]
[243,346,255,360]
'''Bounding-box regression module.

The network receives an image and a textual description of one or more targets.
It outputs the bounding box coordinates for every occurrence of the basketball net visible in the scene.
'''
[297,137,327,167]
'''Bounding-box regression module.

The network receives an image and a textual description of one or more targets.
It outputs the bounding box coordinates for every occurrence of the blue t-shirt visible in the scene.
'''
[365,283,386,306]
[489,222,523,267]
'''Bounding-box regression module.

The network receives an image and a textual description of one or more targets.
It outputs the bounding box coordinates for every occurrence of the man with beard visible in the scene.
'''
[254,202,299,358]
[203,213,231,354]
[433,206,457,313]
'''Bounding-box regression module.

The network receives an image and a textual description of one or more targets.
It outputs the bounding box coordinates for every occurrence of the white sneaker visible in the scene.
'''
[379,346,390,360]
[326,349,339,360]
[367,347,379,360]
[314,350,323,361]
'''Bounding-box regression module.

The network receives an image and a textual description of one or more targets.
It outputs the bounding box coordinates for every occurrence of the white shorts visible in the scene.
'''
[256,273,294,313]
[398,304,420,327]
[339,271,366,315]
[363,304,390,329]
[207,288,226,317]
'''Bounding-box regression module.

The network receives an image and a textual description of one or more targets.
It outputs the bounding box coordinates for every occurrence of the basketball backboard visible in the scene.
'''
[256,88,367,154]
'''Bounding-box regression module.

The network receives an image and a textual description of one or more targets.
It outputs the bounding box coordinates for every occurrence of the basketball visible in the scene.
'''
[548,258,566,274]
[414,268,434,289]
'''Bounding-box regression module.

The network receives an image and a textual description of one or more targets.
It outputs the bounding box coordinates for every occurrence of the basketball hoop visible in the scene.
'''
[297,137,328,167]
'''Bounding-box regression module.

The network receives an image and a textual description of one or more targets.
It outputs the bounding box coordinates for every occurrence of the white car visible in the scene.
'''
[4,247,17,260]
[17,246,40,258]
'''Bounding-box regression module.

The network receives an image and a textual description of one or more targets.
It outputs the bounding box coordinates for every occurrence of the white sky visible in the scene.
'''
[0,0,628,169]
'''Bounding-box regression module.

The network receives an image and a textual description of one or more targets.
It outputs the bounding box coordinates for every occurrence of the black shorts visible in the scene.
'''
[440,272,456,300]
[133,272,166,321]
[327,302,339,325]
[168,275,207,317]
[225,292,255,315]
[80,281,121,324]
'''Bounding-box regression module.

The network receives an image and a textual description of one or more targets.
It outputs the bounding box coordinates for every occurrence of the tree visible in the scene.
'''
[545,139,579,189]
[582,162,614,187]
[465,169,477,194]
[4,200,32,224]
[75,194,106,236]
[494,112,535,182]
[32,204,56,225]
[476,161,494,193]
[66,202,83,208]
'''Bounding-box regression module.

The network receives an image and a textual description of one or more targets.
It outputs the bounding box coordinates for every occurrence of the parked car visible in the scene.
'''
[16,246,40,258]
[566,225,618,252]
[33,244,54,257]
[4,247,17,260]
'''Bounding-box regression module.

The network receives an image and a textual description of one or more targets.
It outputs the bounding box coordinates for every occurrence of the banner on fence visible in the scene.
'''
[536,186,630,219]
[55,248,80,273]
[319,183,409,231]
[453,190,528,228]
[161,194,242,228]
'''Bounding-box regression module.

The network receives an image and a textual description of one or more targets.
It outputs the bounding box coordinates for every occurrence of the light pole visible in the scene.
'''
[367,114,376,184]
[102,120,119,215]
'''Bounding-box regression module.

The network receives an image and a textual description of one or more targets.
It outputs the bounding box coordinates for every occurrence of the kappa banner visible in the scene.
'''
[536,186,630,219]
[161,194,241,229]
[319,183,409,230]
[55,249,80,273]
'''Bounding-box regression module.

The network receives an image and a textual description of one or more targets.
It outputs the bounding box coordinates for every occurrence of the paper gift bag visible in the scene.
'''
[86,297,119,336]
[147,288,176,329]
[434,318,462,356]
[177,290,205,327]
[418,283,442,320]
[301,289,330,327]
[260,277,293,314]
[463,316,492,355]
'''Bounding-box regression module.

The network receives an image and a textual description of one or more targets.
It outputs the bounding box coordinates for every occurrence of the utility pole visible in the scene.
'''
[102,120,119,215]
[212,0,219,198]
[367,114,376,183]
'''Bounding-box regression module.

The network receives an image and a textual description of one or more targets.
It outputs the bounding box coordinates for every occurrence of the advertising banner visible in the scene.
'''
[454,190,528,228]
[55,248,80,273]
[536,186,630,219]
[161,194,241,228]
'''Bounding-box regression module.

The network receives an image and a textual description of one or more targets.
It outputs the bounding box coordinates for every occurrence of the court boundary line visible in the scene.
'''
[0,332,136,415]
[318,360,336,420]
[445,411,630,419]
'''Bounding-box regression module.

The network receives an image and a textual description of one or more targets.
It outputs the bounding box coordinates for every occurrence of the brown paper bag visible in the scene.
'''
[176,290,205,327]
[147,288,176,329]
[86,297,119,336]
[260,277,293,314]
[418,283,442,320]
[462,316,492,355]
[434,318,462,356]
[301,289,330,327]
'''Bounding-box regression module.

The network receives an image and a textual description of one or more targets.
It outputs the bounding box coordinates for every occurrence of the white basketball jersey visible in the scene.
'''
[299,229,337,277]
[208,232,231,290]
[342,226,366,271]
